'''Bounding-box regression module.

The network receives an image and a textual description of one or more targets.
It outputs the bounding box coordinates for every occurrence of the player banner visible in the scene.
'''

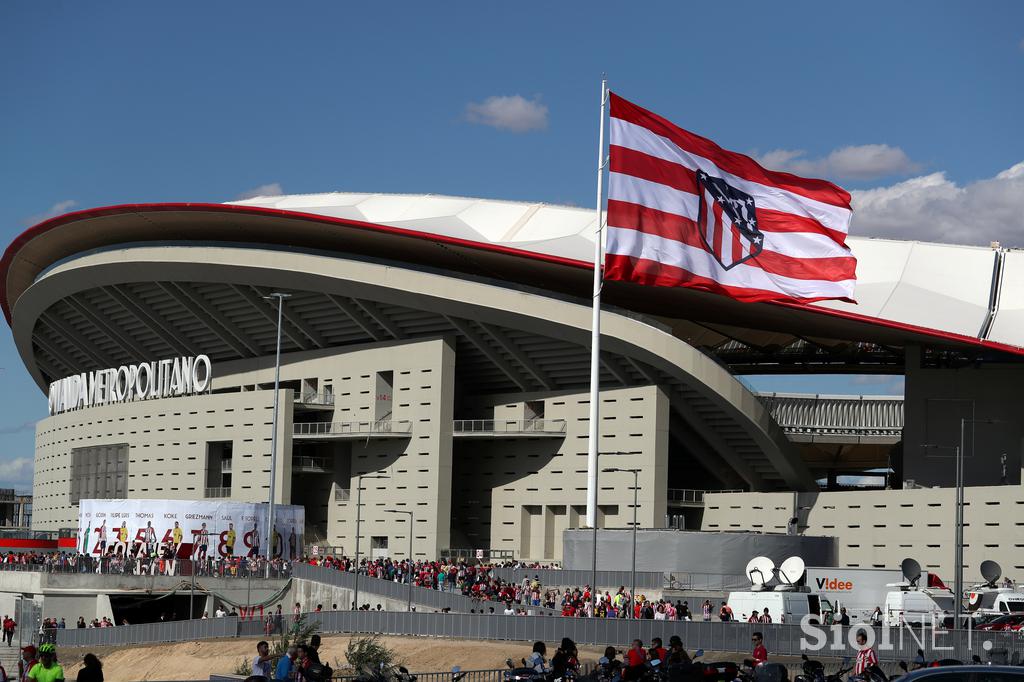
[77,498,305,560]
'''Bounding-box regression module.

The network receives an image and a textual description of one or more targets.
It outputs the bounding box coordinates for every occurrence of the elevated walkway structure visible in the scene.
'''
[755,392,903,477]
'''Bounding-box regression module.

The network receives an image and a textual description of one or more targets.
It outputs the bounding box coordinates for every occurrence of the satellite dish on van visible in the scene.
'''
[777,556,806,589]
[746,556,775,591]
[980,560,1002,587]
[901,558,923,587]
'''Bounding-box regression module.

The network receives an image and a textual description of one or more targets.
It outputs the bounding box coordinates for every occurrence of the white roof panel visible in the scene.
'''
[226,191,1018,350]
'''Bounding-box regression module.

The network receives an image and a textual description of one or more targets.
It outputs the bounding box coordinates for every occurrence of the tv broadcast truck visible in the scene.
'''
[805,566,903,620]
[967,560,1024,617]
[882,558,956,627]
[727,556,824,624]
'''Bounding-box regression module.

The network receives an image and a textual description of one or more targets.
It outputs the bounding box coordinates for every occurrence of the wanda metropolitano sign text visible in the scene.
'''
[78,498,305,560]
[48,355,213,416]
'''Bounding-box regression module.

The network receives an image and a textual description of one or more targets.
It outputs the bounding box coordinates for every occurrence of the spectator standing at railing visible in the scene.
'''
[701,599,712,621]
[3,615,15,646]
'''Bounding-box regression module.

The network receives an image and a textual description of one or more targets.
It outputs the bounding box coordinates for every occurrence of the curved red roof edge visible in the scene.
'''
[3,202,1023,358]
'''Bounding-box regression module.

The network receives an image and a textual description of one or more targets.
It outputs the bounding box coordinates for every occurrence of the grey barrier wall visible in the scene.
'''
[488,568,663,590]
[292,563,562,615]
[58,610,1023,663]
[562,529,838,575]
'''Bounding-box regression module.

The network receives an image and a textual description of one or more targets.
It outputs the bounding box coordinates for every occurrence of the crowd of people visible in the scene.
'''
[309,555,782,621]
[0,550,291,578]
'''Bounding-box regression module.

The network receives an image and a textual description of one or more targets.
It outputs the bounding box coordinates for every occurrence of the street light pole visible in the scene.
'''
[263,292,290,575]
[384,509,414,612]
[353,473,389,612]
[604,467,640,619]
[922,417,1000,628]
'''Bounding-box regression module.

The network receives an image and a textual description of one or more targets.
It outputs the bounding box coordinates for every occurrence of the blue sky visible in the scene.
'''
[1,2,1022,490]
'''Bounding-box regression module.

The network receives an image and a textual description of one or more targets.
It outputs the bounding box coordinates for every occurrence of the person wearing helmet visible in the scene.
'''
[27,643,63,682]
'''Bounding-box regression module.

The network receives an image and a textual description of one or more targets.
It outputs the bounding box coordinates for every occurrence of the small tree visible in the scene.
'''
[345,634,398,673]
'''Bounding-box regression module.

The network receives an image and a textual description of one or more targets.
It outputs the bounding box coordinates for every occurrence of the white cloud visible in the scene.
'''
[236,183,284,200]
[24,199,77,226]
[0,456,34,491]
[465,95,548,133]
[757,144,920,181]
[850,161,1024,246]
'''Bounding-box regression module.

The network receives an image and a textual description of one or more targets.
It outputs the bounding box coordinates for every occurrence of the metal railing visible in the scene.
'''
[667,489,744,505]
[663,572,750,591]
[488,568,663,590]
[452,419,567,435]
[292,563,561,616]
[296,391,336,406]
[292,420,413,436]
[441,548,516,562]
[204,487,231,498]
[54,611,1024,663]
[220,459,232,472]
[293,456,333,473]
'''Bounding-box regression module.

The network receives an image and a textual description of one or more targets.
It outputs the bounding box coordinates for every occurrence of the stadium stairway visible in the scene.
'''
[0,644,22,678]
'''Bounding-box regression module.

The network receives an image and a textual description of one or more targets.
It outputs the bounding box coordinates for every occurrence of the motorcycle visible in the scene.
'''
[506,657,548,682]
[794,654,825,682]
[848,666,888,682]
[355,664,419,682]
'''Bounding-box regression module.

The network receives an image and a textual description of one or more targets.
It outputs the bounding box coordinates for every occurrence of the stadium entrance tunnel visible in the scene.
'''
[108,592,201,624]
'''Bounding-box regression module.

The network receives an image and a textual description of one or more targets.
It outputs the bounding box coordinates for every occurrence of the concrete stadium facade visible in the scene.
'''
[6,192,1024,569]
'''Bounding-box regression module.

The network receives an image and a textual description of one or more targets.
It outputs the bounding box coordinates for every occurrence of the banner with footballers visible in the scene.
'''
[77,498,305,560]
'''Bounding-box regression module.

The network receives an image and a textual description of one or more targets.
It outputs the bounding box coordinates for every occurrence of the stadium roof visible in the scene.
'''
[4,192,1023,373]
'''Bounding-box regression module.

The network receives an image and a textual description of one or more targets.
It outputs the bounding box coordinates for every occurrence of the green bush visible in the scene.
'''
[345,634,398,673]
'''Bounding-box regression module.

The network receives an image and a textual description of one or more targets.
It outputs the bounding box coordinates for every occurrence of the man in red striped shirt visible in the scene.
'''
[854,630,878,676]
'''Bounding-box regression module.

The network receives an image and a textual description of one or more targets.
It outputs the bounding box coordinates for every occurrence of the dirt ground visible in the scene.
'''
[58,634,806,682]
[58,635,607,681]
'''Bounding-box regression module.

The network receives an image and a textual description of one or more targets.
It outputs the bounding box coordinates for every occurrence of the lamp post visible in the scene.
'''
[604,466,640,619]
[922,417,1001,628]
[590,450,629,614]
[384,509,414,612]
[353,472,389,612]
[263,292,290,575]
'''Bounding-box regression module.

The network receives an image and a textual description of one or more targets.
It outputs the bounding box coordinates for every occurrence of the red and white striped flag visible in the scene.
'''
[605,93,857,304]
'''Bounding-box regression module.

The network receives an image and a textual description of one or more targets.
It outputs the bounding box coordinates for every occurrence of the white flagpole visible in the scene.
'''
[586,78,608,596]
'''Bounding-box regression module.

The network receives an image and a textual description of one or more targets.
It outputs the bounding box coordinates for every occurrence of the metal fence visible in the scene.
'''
[488,568,664,590]
[452,419,566,435]
[293,563,562,615]
[663,572,750,592]
[56,611,1024,663]
[293,420,413,436]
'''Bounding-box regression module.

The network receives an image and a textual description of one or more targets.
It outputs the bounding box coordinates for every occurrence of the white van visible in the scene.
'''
[883,588,955,627]
[726,590,822,624]
[967,588,1024,616]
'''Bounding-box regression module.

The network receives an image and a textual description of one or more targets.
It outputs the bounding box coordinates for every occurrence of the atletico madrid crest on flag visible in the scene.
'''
[604,92,857,304]
[695,169,764,271]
